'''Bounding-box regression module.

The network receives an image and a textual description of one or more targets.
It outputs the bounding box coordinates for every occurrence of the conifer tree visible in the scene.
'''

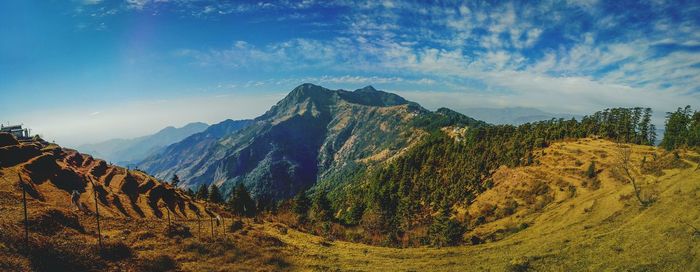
[228,183,255,217]
[292,191,311,219]
[661,106,692,150]
[428,204,463,247]
[171,174,180,187]
[311,190,332,222]
[208,184,223,204]
[195,184,208,200]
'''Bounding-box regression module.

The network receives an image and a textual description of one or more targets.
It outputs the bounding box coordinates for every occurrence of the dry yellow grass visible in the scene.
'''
[1,138,699,271]
[263,139,700,271]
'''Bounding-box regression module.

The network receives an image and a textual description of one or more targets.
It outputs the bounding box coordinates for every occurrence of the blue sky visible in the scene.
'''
[1,0,699,146]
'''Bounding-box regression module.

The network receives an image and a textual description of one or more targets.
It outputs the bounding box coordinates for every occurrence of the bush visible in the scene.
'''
[228,219,244,232]
[99,241,132,261]
[138,254,177,272]
[29,239,104,272]
[507,257,530,272]
[586,161,596,179]
[264,255,290,269]
[164,222,192,238]
[28,209,84,235]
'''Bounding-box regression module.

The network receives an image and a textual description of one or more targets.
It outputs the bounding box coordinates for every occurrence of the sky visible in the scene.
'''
[1,0,699,147]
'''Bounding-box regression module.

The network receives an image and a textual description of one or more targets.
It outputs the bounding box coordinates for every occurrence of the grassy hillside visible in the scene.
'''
[2,136,698,271]
[270,138,700,271]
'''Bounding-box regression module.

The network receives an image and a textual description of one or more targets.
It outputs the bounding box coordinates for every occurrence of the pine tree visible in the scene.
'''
[662,106,693,150]
[428,204,463,247]
[195,184,208,200]
[208,185,223,203]
[228,183,255,217]
[311,190,332,222]
[171,174,180,187]
[292,191,311,219]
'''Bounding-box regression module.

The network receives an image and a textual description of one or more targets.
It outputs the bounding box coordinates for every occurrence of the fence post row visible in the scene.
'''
[16,175,231,255]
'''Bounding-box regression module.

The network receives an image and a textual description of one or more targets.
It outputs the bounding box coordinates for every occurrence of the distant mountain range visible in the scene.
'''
[76,122,209,166]
[456,107,580,125]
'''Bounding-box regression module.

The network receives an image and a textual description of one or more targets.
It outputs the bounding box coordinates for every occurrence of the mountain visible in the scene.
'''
[457,107,579,125]
[137,119,255,183]
[76,122,209,166]
[138,84,481,199]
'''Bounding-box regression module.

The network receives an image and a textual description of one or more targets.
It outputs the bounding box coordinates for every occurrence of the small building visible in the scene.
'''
[0,124,31,139]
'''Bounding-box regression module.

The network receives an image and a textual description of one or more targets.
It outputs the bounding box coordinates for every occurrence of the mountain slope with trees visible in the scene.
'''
[139,84,437,201]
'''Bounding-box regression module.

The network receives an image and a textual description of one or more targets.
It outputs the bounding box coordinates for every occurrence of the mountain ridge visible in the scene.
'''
[76,122,209,166]
[138,83,444,200]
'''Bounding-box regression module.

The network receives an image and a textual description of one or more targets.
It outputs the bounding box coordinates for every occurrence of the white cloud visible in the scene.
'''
[76,0,700,128]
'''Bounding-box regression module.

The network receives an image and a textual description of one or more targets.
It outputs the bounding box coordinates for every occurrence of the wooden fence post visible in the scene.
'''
[89,178,102,252]
[91,179,103,251]
[166,207,171,230]
[19,174,29,252]
[210,215,214,240]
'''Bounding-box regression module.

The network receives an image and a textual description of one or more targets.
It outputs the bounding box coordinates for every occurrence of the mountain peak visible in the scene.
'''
[355,85,378,92]
[287,83,332,101]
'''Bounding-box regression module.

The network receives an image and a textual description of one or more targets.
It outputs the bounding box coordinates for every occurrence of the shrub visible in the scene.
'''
[164,222,192,238]
[586,161,597,179]
[469,235,483,245]
[264,255,290,269]
[138,255,177,272]
[29,239,104,272]
[28,209,84,235]
[99,241,132,261]
[507,257,530,272]
[228,219,244,232]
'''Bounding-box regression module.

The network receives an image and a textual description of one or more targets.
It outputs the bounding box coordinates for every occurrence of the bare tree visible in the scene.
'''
[615,142,650,206]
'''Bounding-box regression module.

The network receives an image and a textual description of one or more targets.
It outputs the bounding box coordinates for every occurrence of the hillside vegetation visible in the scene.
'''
[1,133,698,271]
[271,138,700,271]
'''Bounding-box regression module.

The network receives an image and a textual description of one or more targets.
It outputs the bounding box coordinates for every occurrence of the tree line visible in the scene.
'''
[320,107,659,246]
[174,105,699,247]
[661,106,700,151]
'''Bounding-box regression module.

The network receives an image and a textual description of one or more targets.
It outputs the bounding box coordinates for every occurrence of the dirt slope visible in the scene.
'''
[0,134,208,219]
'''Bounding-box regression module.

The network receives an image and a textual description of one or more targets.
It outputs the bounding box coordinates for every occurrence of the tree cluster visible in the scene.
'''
[330,107,657,245]
[228,183,256,217]
[661,106,700,151]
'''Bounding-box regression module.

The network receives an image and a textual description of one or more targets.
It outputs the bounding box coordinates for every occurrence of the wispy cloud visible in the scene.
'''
[56,0,700,138]
[169,0,700,115]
